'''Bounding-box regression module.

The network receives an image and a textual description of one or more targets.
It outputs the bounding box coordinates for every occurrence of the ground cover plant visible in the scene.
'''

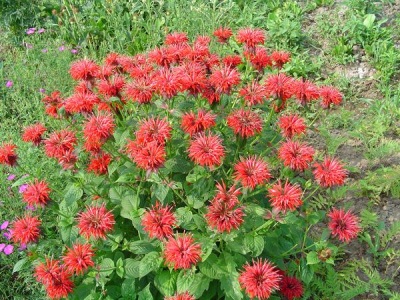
[0,1,399,300]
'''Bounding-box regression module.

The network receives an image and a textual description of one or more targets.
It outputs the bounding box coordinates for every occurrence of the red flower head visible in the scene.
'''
[97,75,125,98]
[278,114,306,139]
[278,140,315,171]
[313,157,348,187]
[136,117,172,145]
[214,181,241,205]
[188,132,225,168]
[44,130,77,159]
[319,86,343,108]
[201,84,220,104]
[34,258,62,285]
[148,46,178,67]
[245,46,272,71]
[124,77,155,104]
[63,243,95,275]
[45,269,74,300]
[328,208,361,242]
[165,292,195,300]
[22,179,51,207]
[11,215,41,244]
[83,113,115,144]
[206,197,244,233]
[181,110,216,136]
[42,91,63,118]
[234,156,271,189]
[270,50,291,69]
[265,73,294,111]
[227,109,263,138]
[292,79,320,106]
[64,92,100,114]
[239,81,267,106]
[142,202,176,239]
[176,61,208,95]
[164,233,202,269]
[239,259,282,300]
[213,27,233,43]
[58,150,78,170]
[126,140,166,171]
[70,59,100,81]
[222,55,243,68]
[165,32,189,45]
[279,275,304,300]
[77,204,115,240]
[268,180,303,212]
[0,142,18,166]
[236,28,265,51]
[153,67,182,98]
[87,152,112,175]
[22,123,46,146]
[209,65,240,94]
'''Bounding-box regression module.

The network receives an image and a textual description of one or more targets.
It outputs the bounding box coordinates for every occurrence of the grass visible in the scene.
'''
[1,0,399,299]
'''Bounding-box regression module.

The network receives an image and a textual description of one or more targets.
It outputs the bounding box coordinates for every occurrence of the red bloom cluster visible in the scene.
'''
[34,258,74,299]
[227,109,263,138]
[181,110,216,136]
[142,202,176,239]
[22,123,46,146]
[44,129,77,169]
[87,152,111,175]
[22,179,51,207]
[278,114,306,139]
[239,259,281,299]
[279,274,304,300]
[270,50,291,69]
[188,132,225,168]
[63,243,95,275]
[11,215,41,244]
[236,28,265,51]
[83,113,115,153]
[213,27,232,43]
[164,233,201,269]
[313,157,348,187]
[234,156,271,189]
[239,80,267,106]
[328,208,360,242]
[70,59,100,81]
[77,204,115,240]
[0,142,17,166]
[206,182,244,232]
[42,91,63,117]
[268,180,303,212]
[278,140,315,171]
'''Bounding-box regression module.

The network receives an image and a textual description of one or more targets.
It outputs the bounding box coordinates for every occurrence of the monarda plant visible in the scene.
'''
[1,27,361,300]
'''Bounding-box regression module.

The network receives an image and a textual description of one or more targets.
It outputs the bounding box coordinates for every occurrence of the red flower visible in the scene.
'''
[22,179,51,207]
[11,215,41,244]
[313,157,347,187]
[63,243,95,275]
[319,86,343,108]
[22,123,46,146]
[165,32,189,45]
[278,114,306,139]
[268,180,303,212]
[292,79,319,106]
[213,181,241,205]
[176,61,208,95]
[265,73,294,102]
[83,113,115,144]
[234,156,271,189]
[44,130,77,159]
[206,196,244,233]
[201,84,220,104]
[0,142,18,166]
[165,292,195,300]
[142,202,176,239]
[209,65,240,94]
[126,140,166,171]
[227,109,263,138]
[328,208,360,242]
[97,75,125,98]
[64,92,100,114]
[239,259,281,300]
[57,150,78,170]
[136,117,172,145]
[213,27,233,43]
[164,233,202,269]
[77,204,115,240]
[181,110,216,136]
[279,275,304,300]
[188,132,225,168]
[278,140,315,171]
[245,47,272,71]
[270,50,291,69]
[236,28,265,50]
[34,258,62,285]
[148,46,178,67]
[124,77,155,104]
[45,269,74,300]
[239,81,267,106]
[153,67,183,98]
[87,152,112,175]
[222,55,243,68]
[70,59,100,81]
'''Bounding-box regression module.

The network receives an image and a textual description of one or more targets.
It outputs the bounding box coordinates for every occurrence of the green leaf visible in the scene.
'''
[189,273,211,298]
[128,240,157,254]
[124,259,141,279]
[116,257,124,278]
[120,194,139,219]
[154,270,178,296]
[138,284,153,300]
[306,251,320,265]
[300,259,314,284]
[175,207,194,230]
[220,273,243,300]
[165,157,192,173]
[244,235,264,256]
[64,184,83,206]
[121,278,136,299]
[363,14,376,28]
[153,183,171,203]
[13,258,29,273]
[176,271,195,294]
[140,251,162,277]
[199,253,225,279]
[99,258,115,277]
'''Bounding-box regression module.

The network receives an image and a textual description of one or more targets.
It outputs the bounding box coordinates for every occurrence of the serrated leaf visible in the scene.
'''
[220,273,243,300]
[199,253,225,279]
[121,278,136,299]
[64,184,83,206]
[129,240,156,254]
[138,284,153,300]
[244,235,264,256]
[154,270,178,296]
[120,194,139,219]
[176,271,195,294]
[13,258,28,273]
[189,273,211,298]
[124,259,141,279]
[153,183,170,203]
[306,251,320,265]
[140,251,162,277]
[99,258,115,277]
[116,258,124,278]
[363,14,376,28]
[165,157,192,173]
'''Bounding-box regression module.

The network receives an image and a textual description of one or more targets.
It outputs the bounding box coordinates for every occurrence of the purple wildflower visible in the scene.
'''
[0,221,9,230]
[18,243,27,251]
[42,48,48,53]
[71,49,79,54]
[19,184,28,193]
[4,245,14,255]
[58,45,65,51]
[38,28,45,34]
[6,81,13,88]
[7,174,16,181]
[39,88,46,93]
[26,205,36,211]
[0,244,5,252]
[3,229,12,240]
[26,28,36,35]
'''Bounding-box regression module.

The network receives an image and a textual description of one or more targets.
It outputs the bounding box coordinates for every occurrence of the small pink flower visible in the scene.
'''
[42,48,48,53]
[59,45,65,51]
[26,28,36,35]
[39,88,46,93]
[1,221,9,230]
[4,245,14,255]
[6,81,13,88]
[71,49,79,54]
[0,244,5,252]
[18,243,27,251]
[7,174,15,181]
[19,184,28,193]
[38,28,45,34]
[26,205,36,211]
